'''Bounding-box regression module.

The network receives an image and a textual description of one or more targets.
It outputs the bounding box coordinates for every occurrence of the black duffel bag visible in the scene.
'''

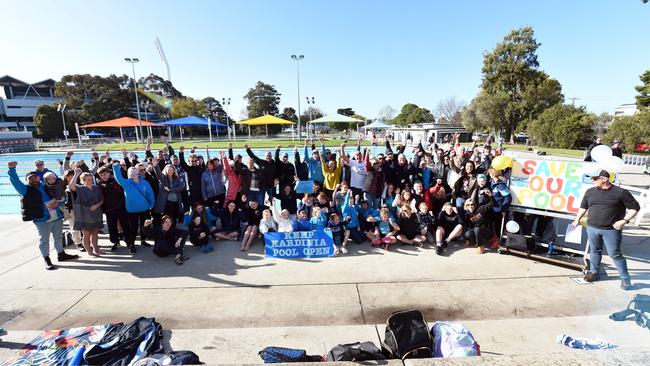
[326,341,385,362]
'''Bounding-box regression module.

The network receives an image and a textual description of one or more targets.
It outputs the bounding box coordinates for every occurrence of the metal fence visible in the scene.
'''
[624,155,648,166]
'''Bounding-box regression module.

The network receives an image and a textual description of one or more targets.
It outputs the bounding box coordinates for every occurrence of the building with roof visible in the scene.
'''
[614,103,638,117]
[0,75,58,131]
[388,122,471,144]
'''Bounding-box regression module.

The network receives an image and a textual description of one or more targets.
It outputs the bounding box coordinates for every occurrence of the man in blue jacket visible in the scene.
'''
[8,161,78,270]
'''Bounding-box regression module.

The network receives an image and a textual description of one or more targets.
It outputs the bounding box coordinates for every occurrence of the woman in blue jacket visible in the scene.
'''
[113,162,155,254]
[488,167,512,238]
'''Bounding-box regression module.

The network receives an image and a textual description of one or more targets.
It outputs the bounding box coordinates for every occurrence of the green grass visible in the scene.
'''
[96,138,371,151]
[503,144,585,158]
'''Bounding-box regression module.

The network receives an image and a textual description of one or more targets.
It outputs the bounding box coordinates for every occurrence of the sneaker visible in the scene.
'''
[583,272,600,282]
[44,256,57,270]
[206,243,214,252]
[57,251,79,261]
[141,241,152,247]
[436,245,443,255]
[341,246,348,254]
[333,246,340,255]
[110,243,119,252]
[129,246,136,254]
[77,244,86,252]
[620,278,633,291]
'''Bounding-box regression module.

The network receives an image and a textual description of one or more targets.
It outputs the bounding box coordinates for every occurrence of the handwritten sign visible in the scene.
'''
[264,230,335,258]
[509,159,597,213]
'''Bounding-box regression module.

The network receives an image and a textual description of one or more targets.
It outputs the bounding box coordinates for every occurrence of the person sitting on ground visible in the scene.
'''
[273,183,298,216]
[269,198,294,233]
[416,201,436,244]
[369,206,398,250]
[462,193,495,254]
[327,212,350,255]
[241,199,262,251]
[313,192,332,219]
[293,209,311,232]
[309,206,327,231]
[188,215,213,253]
[142,215,188,265]
[69,168,104,257]
[435,202,464,255]
[259,208,277,235]
[215,201,243,241]
[395,204,426,246]
[341,191,364,244]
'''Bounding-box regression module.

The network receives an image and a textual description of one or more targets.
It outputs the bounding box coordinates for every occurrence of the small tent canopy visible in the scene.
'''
[308,113,365,124]
[361,119,393,129]
[160,116,226,127]
[86,130,105,137]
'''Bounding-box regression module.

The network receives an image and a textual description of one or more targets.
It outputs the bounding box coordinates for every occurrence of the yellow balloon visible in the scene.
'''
[492,155,513,170]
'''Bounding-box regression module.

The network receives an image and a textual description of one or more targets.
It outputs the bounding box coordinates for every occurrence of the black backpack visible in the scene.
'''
[381,309,433,360]
[326,342,385,362]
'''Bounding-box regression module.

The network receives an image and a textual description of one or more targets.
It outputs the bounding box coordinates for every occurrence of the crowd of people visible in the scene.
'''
[9,134,515,269]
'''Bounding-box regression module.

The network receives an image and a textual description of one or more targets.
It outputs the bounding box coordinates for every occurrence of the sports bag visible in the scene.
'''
[381,309,433,359]
[432,322,480,357]
[133,350,203,365]
[326,341,385,362]
[258,347,322,363]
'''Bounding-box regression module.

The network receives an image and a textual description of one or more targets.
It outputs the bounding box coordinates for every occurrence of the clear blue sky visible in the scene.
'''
[3,0,649,120]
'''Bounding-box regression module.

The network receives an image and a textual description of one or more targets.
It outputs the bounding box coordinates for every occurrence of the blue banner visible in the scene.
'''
[295,180,314,194]
[265,230,335,258]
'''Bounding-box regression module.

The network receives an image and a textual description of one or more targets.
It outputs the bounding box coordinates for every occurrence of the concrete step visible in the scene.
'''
[2,315,649,365]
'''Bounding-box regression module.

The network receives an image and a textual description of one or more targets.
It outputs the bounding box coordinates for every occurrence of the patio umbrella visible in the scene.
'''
[361,119,393,129]
[308,113,365,138]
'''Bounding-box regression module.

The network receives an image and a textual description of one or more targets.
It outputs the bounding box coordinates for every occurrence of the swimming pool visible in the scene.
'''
[0,146,393,214]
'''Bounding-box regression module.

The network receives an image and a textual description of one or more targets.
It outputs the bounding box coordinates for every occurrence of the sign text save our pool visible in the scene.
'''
[510,159,596,213]
[264,230,335,258]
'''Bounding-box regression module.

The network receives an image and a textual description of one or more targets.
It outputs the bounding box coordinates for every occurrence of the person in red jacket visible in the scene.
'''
[220,151,242,207]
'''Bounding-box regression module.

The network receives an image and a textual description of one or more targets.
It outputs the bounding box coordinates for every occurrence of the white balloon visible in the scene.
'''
[590,144,612,163]
[601,156,624,173]
[506,221,520,234]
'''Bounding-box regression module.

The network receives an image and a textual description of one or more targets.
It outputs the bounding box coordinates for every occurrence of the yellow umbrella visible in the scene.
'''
[236,115,295,139]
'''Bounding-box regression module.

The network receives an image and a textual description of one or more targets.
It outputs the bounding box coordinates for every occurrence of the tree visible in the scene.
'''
[377,105,396,121]
[202,97,229,123]
[55,74,133,123]
[138,73,183,99]
[461,91,510,134]
[604,109,650,150]
[337,108,355,116]
[33,104,79,140]
[435,97,466,125]
[635,70,650,109]
[527,104,595,149]
[280,107,298,122]
[171,98,207,119]
[300,107,323,123]
[244,81,281,118]
[393,103,434,126]
[480,26,563,142]
[593,112,614,136]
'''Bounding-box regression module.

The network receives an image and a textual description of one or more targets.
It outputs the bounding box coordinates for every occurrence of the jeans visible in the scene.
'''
[249,190,266,207]
[364,192,380,209]
[586,225,630,280]
[34,219,64,257]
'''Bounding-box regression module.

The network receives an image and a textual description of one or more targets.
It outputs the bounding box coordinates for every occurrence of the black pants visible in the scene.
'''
[180,190,190,217]
[189,189,203,206]
[105,207,129,245]
[153,236,186,257]
[205,193,226,209]
[465,225,492,247]
[126,210,150,247]
[163,200,180,222]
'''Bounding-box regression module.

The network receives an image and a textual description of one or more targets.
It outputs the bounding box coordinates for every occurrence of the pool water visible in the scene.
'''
[0,146,392,214]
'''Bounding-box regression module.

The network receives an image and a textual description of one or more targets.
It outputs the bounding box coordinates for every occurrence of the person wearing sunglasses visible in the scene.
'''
[178,146,206,206]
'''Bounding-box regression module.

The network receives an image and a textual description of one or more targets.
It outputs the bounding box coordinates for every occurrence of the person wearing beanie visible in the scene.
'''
[8,161,79,270]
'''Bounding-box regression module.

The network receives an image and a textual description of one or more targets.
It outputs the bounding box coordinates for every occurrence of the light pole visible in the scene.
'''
[142,100,152,138]
[124,57,143,142]
[57,104,68,144]
[291,54,304,139]
[305,97,315,138]
[222,97,233,141]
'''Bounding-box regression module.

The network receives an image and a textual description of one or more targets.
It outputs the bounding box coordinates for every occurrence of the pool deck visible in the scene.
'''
[1,150,650,365]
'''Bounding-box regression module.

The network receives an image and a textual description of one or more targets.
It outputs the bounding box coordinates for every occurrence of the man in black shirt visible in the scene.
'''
[571,170,640,290]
